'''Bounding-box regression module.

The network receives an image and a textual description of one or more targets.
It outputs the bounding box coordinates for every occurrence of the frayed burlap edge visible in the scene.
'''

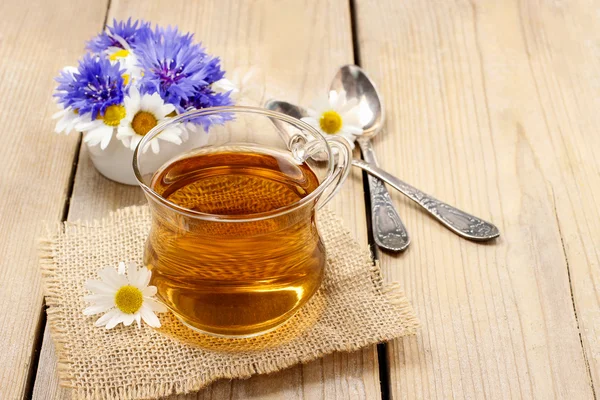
[39,206,419,400]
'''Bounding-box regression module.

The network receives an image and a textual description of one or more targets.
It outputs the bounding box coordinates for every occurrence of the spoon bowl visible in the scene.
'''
[330,65,383,139]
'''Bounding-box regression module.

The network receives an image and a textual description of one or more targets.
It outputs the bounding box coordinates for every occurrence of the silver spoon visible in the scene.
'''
[265,100,500,241]
[330,65,410,252]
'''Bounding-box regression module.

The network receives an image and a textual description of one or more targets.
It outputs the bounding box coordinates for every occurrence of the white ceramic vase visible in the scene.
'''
[87,135,138,185]
[86,130,210,186]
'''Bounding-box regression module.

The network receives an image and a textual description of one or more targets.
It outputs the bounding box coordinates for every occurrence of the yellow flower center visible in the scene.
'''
[131,111,158,136]
[122,74,130,85]
[114,285,143,314]
[109,48,130,61]
[319,110,343,134]
[100,105,126,126]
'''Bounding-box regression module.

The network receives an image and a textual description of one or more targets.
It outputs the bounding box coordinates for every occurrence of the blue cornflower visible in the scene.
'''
[181,86,232,110]
[87,18,152,53]
[181,86,234,131]
[136,26,231,113]
[54,53,126,119]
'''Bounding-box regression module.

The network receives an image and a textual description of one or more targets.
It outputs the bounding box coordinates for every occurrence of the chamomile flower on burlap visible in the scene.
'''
[84,261,167,329]
[117,86,183,154]
[301,91,363,149]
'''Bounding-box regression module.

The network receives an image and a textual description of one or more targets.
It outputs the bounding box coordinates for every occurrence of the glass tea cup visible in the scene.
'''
[133,106,351,338]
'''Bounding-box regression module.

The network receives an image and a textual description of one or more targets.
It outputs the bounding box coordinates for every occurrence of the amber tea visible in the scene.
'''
[146,147,325,337]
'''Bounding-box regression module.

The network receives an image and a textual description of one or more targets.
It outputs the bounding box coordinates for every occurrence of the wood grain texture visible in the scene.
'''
[0,0,108,398]
[354,0,598,398]
[33,0,380,398]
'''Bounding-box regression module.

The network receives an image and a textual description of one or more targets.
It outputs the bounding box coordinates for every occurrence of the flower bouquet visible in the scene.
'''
[53,19,236,185]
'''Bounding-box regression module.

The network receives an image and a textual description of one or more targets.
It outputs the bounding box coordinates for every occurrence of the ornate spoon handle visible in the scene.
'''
[352,159,500,241]
[357,138,410,251]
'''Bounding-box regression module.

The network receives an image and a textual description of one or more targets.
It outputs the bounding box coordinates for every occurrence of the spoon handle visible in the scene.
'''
[357,139,410,251]
[351,159,500,241]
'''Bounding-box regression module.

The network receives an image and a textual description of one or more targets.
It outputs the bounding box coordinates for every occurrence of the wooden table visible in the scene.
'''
[1,0,598,398]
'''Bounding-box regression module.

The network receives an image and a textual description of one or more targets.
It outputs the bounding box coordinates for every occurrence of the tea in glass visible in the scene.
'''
[146,146,324,337]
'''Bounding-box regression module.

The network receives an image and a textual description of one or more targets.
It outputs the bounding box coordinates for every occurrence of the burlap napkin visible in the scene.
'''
[40,205,418,400]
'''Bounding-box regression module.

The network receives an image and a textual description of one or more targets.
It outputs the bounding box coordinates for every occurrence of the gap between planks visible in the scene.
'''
[551,185,597,400]
[349,0,392,397]
[24,1,111,395]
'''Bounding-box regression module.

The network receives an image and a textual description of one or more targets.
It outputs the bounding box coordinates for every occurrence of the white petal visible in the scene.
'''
[118,262,126,275]
[179,128,189,141]
[339,98,359,114]
[98,266,127,288]
[131,267,150,289]
[129,85,141,102]
[135,314,142,328]
[158,130,183,145]
[144,297,167,313]
[122,313,136,326]
[94,309,120,327]
[85,280,115,295]
[82,130,104,146]
[339,133,356,150]
[76,119,101,132]
[142,286,157,297]
[337,91,348,107]
[83,302,114,316]
[140,305,161,327]
[311,96,330,113]
[99,127,114,150]
[83,294,113,303]
[54,118,69,134]
[131,135,143,151]
[116,126,135,139]
[52,109,67,120]
[161,102,176,117]
[184,122,200,134]
[150,139,160,154]
[126,263,139,284]
[341,124,363,135]
[329,90,341,108]
[120,136,132,147]
[342,110,361,127]
[105,313,125,329]
[141,93,163,114]
[141,269,152,288]
[212,78,238,94]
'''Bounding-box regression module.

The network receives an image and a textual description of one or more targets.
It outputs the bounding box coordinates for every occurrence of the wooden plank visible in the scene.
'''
[33,0,381,398]
[353,0,597,398]
[0,0,108,398]
[513,0,600,390]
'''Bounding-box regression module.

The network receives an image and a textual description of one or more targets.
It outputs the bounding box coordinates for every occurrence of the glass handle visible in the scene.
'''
[317,137,352,209]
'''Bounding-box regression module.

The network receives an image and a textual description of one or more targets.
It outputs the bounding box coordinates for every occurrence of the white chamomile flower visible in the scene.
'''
[301,90,363,149]
[76,104,126,150]
[84,261,167,329]
[117,87,183,154]
[53,107,83,135]
[107,47,143,85]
